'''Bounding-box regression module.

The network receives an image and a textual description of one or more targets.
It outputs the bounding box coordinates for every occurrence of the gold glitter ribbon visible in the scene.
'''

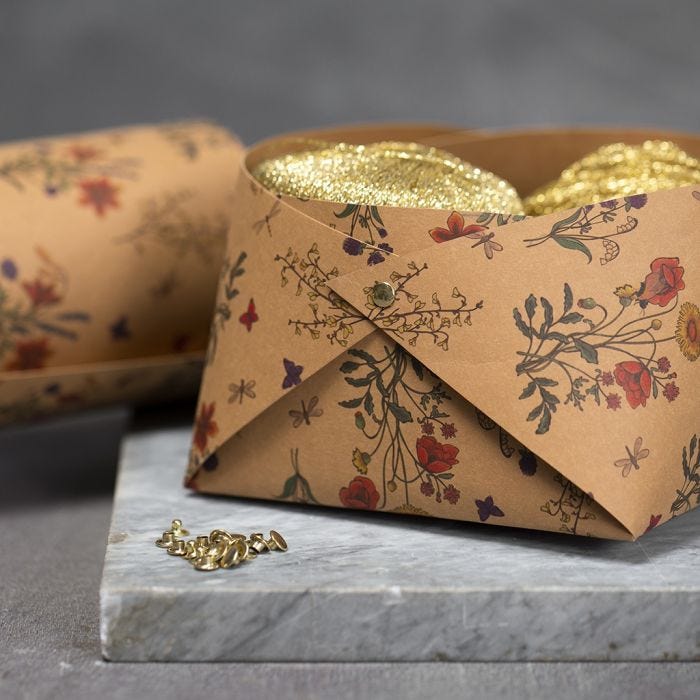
[252,140,524,214]
[524,140,700,216]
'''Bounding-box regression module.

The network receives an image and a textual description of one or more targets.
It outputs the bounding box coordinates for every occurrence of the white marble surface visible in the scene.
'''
[100,427,700,662]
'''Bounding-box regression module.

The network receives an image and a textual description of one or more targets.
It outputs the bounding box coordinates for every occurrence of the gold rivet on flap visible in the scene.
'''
[372,281,395,308]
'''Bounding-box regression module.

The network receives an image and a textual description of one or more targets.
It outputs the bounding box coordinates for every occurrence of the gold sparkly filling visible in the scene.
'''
[252,140,524,214]
[524,140,700,216]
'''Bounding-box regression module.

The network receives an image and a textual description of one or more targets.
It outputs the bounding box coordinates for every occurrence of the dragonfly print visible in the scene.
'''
[613,437,649,477]
[289,395,323,428]
[228,379,256,404]
[253,198,282,236]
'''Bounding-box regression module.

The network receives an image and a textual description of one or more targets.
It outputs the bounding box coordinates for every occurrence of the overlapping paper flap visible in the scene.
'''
[188,127,700,540]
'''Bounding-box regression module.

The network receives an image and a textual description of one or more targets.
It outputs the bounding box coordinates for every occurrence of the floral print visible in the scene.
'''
[276,246,481,350]
[638,257,685,307]
[5,338,53,370]
[22,278,60,306]
[239,299,258,332]
[670,433,700,517]
[515,257,687,433]
[429,211,487,244]
[115,190,229,263]
[645,514,662,533]
[416,435,460,473]
[194,402,218,453]
[0,248,89,370]
[475,495,504,522]
[339,344,462,509]
[277,448,320,504]
[78,177,120,216]
[675,302,700,361]
[541,475,597,535]
[339,475,380,510]
[614,361,652,408]
[333,203,393,265]
[187,145,700,542]
[523,195,648,264]
[0,139,139,196]
[282,358,304,389]
[206,251,246,364]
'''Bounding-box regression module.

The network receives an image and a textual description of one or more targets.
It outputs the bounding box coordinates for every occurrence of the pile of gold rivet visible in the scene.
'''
[253,140,524,213]
[524,140,700,215]
[155,519,287,571]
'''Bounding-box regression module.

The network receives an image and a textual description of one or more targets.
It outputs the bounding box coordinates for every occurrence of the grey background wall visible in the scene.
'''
[1,0,699,145]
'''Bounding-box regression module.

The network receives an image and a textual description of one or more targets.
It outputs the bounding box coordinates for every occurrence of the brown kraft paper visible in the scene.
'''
[0,121,243,423]
[185,125,700,540]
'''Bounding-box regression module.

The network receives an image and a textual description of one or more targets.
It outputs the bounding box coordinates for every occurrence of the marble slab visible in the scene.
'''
[100,427,700,662]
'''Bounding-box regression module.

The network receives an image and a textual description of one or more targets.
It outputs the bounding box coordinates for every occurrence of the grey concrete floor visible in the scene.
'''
[1,405,699,700]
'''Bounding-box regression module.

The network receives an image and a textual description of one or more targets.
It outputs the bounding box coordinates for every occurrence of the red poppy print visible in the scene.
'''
[5,338,53,370]
[416,435,460,474]
[193,401,218,453]
[429,211,487,244]
[638,257,685,307]
[78,177,120,217]
[614,361,652,408]
[22,279,60,307]
[239,299,259,332]
[339,475,380,510]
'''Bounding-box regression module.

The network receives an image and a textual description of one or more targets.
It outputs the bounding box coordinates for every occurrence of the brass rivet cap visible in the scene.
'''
[206,541,228,561]
[193,556,219,571]
[167,541,187,556]
[371,281,395,308]
[155,531,175,548]
[268,530,288,552]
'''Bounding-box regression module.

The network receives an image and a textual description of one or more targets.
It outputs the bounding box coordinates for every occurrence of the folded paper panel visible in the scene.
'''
[0,121,243,423]
[188,329,630,539]
[191,165,514,461]
[187,125,700,540]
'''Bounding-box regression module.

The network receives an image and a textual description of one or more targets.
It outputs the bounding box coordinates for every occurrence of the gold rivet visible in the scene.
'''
[268,530,288,552]
[193,556,219,571]
[167,541,187,556]
[219,548,240,569]
[206,540,228,561]
[371,281,395,308]
[156,520,286,570]
[220,540,247,569]
[155,531,175,548]
[209,529,233,544]
[170,519,189,537]
[249,534,270,553]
